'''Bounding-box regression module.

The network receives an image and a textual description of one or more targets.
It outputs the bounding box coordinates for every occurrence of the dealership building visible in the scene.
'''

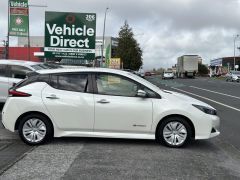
[0,36,118,66]
[209,57,240,75]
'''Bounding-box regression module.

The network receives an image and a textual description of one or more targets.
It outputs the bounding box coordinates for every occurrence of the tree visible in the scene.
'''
[198,63,209,75]
[116,21,143,70]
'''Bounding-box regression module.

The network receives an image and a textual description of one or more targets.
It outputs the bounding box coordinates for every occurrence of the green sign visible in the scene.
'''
[44,11,96,60]
[9,0,29,37]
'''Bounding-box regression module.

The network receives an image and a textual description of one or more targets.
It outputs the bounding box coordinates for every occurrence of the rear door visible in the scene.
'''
[42,73,95,131]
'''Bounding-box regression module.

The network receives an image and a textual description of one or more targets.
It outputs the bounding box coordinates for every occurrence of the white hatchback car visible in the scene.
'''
[162,71,174,79]
[0,59,61,102]
[1,68,220,148]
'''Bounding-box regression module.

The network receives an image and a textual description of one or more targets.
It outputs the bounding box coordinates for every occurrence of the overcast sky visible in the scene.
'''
[1,0,240,70]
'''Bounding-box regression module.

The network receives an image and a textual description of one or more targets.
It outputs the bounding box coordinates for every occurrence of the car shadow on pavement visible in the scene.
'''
[50,137,216,150]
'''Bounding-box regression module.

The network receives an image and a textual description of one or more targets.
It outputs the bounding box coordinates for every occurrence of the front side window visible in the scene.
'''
[51,74,88,92]
[96,74,139,97]
[9,65,32,79]
[0,64,6,77]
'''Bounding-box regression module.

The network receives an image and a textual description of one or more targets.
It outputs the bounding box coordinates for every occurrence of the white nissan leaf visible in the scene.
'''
[1,68,220,148]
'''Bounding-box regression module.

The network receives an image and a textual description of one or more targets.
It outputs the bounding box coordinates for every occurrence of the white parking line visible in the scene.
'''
[190,86,240,100]
[172,87,240,112]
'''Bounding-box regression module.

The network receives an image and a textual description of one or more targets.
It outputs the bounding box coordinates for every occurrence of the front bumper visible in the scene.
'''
[195,115,220,139]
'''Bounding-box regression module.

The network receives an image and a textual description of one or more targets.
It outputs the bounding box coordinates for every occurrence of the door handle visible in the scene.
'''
[97,99,110,104]
[46,94,59,99]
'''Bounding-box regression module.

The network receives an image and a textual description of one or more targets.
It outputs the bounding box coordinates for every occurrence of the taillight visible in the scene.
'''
[8,89,32,97]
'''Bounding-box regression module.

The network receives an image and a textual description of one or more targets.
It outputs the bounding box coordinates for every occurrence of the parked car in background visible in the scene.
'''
[2,68,220,148]
[0,59,62,102]
[145,72,152,76]
[162,71,174,79]
[226,71,240,82]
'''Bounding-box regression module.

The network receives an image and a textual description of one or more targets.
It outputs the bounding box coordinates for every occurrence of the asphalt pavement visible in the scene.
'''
[1,77,240,179]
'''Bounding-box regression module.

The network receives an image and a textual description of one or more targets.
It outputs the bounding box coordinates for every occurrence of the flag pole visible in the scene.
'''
[7,0,10,59]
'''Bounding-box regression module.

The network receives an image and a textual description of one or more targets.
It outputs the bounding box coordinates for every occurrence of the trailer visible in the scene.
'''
[177,55,199,78]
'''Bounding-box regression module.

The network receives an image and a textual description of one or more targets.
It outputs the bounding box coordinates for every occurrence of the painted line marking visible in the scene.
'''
[172,87,240,112]
[190,86,240,100]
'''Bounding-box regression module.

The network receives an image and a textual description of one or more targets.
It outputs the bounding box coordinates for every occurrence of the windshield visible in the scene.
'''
[31,63,62,70]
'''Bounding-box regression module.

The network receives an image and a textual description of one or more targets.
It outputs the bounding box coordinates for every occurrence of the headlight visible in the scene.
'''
[192,104,217,115]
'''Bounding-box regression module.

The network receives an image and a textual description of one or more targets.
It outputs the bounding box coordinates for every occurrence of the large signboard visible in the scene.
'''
[44,11,96,60]
[9,0,29,37]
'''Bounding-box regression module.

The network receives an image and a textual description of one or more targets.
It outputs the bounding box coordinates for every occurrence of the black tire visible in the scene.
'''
[156,116,192,148]
[18,113,53,145]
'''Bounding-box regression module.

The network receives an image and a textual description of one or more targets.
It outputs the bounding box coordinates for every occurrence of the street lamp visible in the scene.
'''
[234,34,239,71]
[101,7,109,67]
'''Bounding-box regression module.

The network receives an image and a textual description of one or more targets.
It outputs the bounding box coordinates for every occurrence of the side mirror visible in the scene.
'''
[137,90,147,97]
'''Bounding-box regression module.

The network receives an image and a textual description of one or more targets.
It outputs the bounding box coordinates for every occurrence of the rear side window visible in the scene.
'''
[15,74,50,89]
[9,65,32,79]
[0,64,7,77]
[50,74,88,92]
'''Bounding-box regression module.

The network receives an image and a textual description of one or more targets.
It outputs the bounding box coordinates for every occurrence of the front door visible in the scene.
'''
[93,73,153,133]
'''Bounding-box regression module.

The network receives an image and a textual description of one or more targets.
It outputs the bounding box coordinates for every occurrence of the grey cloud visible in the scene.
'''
[1,0,240,69]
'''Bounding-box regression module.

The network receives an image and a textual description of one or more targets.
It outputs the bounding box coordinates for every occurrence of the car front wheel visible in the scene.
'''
[157,117,192,148]
[18,114,53,145]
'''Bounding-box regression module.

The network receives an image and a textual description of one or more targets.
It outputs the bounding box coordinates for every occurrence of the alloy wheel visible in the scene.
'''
[22,118,47,143]
[163,121,187,146]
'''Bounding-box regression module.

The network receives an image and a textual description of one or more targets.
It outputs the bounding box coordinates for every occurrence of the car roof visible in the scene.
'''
[0,59,41,66]
[36,67,132,76]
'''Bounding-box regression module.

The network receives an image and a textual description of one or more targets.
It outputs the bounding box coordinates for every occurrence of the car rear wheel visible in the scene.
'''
[157,117,192,148]
[18,114,53,145]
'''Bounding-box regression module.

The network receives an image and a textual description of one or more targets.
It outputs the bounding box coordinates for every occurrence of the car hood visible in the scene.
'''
[160,90,215,109]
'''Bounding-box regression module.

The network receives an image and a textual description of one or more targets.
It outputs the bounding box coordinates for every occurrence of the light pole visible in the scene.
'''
[234,34,239,71]
[101,7,109,67]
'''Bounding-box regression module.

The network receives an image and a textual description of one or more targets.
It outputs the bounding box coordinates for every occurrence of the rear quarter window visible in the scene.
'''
[15,74,50,89]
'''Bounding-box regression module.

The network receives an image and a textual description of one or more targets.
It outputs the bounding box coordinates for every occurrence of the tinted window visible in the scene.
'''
[96,74,139,97]
[14,74,50,89]
[51,74,88,92]
[0,64,7,77]
[9,65,32,79]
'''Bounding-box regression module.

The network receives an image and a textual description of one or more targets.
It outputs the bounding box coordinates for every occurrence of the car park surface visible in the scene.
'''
[0,76,240,179]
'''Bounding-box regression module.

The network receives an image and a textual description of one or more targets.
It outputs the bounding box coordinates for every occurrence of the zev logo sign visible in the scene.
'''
[44,11,96,60]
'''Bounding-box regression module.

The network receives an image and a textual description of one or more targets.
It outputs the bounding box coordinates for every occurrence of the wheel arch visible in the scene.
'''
[155,114,195,139]
[15,111,54,134]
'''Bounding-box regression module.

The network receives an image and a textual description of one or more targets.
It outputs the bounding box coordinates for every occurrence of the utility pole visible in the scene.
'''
[234,34,239,71]
[7,0,10,59]
[101,7,109,67]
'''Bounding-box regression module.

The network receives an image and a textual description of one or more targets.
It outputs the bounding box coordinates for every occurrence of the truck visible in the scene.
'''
[177,55,199,78]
